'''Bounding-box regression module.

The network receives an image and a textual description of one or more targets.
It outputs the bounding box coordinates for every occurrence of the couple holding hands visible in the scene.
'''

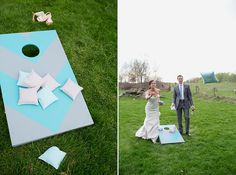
[135,75,195,143]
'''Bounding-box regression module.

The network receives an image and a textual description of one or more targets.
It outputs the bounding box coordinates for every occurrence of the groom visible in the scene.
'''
[172,75,195,136]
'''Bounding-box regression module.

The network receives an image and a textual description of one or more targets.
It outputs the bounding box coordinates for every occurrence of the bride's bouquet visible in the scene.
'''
[170,105,176,111]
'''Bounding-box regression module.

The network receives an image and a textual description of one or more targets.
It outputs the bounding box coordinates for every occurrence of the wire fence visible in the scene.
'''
[189,82,236,103]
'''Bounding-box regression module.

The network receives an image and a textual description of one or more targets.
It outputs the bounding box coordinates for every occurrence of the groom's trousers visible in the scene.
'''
[176,100,190,134]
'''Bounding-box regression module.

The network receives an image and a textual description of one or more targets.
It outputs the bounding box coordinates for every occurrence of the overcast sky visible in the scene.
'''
[118,0,236,82]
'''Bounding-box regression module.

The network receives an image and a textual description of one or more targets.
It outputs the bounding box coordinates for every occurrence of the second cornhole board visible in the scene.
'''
[159,125,184,144]
[0,30,94,146]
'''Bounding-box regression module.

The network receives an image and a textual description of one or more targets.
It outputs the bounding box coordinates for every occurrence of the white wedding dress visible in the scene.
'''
[135,92,160,143]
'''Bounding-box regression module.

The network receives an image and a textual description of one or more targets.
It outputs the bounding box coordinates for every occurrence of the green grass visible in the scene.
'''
[119,92,236,175]
[190,82,236,99]
[0,0,116,174]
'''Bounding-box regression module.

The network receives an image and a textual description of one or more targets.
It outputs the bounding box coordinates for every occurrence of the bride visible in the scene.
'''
[135,80,160,143]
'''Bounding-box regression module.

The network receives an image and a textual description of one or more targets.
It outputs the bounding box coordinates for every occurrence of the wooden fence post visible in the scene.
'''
[213,87,217,97]
[195,86,199,94]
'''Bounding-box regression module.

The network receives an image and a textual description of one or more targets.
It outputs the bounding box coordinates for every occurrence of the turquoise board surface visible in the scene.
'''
[0,30,94,146]
[159,125,185,144]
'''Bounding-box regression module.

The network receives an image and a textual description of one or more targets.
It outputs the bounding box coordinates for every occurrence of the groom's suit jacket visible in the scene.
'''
[173,84,193,109]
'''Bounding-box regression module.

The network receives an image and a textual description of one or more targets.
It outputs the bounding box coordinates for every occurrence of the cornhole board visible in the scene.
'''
[0,30,94,146]
[159,125,184,144]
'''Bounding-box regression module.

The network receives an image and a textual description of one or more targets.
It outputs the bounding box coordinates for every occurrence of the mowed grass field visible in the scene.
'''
[0,0,116,174]
[119,91,236,175]
[190,82,236,99]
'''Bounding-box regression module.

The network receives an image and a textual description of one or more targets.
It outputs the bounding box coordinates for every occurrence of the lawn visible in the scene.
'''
[190,82,236,99]
[119,92,236,175]
[0,0,116,174]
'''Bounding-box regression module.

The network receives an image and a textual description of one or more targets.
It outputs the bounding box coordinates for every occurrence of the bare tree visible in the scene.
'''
[119,62,129,82]
[128,59,149,85]
[119,59,151,86]
[128,74,137,83]
[119,74,123,83]
[144,76,150,83]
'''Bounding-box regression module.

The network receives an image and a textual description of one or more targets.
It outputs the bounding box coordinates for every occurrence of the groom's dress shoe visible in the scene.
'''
[186,133,191,136]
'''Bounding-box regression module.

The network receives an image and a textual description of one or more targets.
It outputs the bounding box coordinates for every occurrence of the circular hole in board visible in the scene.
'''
[22,44,40,58]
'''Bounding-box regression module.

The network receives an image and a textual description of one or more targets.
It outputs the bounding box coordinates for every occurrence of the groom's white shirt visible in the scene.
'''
[178,83,184,100]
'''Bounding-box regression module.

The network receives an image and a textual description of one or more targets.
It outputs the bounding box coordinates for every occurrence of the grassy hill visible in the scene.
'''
[189,82,236,99]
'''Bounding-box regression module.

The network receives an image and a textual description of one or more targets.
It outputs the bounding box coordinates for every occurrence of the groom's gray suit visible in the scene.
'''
[172,84,193,134]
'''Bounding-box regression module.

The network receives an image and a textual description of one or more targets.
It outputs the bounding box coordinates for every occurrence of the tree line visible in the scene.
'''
[119,59,161,84]
[189,72,236,83]
[120,59,236,84]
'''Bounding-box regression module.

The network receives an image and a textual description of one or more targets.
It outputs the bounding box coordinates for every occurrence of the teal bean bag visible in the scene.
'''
[200,72,218,84]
